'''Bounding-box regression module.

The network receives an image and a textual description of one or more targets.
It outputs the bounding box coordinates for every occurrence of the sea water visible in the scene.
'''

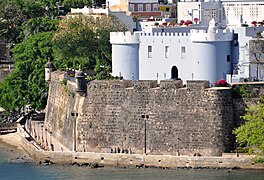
[0,148,263,180]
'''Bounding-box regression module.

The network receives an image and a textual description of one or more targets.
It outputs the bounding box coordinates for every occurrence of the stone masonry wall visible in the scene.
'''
[45,72,243,156]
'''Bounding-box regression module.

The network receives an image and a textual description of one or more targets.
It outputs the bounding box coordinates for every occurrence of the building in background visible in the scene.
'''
[108,0,161,17]
[177,0,264,27]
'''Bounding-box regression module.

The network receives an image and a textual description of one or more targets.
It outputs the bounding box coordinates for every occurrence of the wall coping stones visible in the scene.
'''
[187,80,210,91]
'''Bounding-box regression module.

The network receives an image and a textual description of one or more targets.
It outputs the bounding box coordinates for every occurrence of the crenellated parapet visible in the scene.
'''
[110,31,140,44]
[140,32,189,37]
[190,28,233,42]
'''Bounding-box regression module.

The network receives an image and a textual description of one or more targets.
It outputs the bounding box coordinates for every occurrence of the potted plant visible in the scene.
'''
[194,18,199,24]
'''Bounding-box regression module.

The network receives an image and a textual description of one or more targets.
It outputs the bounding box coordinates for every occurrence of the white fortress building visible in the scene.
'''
[110,0,264,84]
[111,20,234,83]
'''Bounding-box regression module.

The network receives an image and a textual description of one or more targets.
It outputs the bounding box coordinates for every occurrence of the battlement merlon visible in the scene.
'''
[110,31,140,44]
[190,28,233,42]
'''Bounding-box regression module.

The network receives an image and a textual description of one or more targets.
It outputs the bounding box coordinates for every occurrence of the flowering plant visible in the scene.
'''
[251,21,257,26]
[194,18,199,24]
[162,22,168,26]
[215,79,228,87]
[179,20,185,26]
[185,20,192,26]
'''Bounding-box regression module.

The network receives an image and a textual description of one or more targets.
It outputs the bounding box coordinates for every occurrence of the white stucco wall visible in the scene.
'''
[139,32,191,82]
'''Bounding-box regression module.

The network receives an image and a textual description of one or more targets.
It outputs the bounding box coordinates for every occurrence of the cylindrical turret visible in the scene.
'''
[110,31,140,80]
[45,60,54,82]
[190,20,233,83]
[75,69,85,92]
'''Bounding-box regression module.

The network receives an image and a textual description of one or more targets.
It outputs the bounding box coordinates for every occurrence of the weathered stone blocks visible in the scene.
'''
[44,72,264,156]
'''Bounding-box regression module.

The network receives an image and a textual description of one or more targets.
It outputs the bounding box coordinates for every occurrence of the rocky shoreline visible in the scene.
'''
[2,131,264,170]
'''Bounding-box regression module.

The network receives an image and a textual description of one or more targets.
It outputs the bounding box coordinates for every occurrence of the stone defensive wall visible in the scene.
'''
[18,119,264,169]
[44,72,264,158]
[45,71,239,157]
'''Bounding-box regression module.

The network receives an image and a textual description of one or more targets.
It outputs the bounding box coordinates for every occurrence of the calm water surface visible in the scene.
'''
[0,148,263,180]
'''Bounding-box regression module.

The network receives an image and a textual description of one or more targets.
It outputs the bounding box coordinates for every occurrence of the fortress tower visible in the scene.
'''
[190,19,233,83]
[110,19,234,84]
[110,31,140,80]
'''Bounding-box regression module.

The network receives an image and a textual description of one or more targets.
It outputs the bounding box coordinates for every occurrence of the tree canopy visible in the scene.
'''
[233,97,264,153]
[0,0,123,120]
[0,32,53,113]
[52,14,126,77]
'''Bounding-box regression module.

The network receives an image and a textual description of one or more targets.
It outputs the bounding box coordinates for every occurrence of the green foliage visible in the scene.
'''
[0,32,53,112]
[233,84,252,98]
[63,0,92,13]
[22,16,59,39]
[0,0,119,119]
[233,97,264,153]
[0,0,52,43]
[52,14,126,76]
[253,156,264,163]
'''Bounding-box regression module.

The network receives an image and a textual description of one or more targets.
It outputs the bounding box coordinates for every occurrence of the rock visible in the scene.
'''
[136,164,145,168]
[90,163,103,168]
[80,163,90,167]
[71,162,78,166]
[43,159,53,166]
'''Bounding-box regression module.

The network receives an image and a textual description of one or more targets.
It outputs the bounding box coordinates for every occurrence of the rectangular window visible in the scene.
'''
[146,4,151,12]
[138,4,143,12]
[227,55,231,62]
[181,46,186,59]
[153,4,158,11]
[181,46,186,53]
[129,3,134,12]
[148,46,152,58]
[165,46,169,58]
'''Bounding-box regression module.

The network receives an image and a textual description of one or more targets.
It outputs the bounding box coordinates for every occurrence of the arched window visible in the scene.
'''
[171,66,178,79]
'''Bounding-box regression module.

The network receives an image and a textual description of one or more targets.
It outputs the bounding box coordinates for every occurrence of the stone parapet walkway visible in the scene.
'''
[23,121,70,152]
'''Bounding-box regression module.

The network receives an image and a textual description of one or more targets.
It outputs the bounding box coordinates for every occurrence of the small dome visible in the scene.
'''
[75,70,84,78]
[45,61,54,68]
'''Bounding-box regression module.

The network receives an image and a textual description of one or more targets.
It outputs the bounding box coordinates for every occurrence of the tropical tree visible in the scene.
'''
[0,32,53,113]
[63,0,92,12]
[233,97,264,153]
[0,0,61,43]
[0,1,25,43]
[21,16,59,39]
[52,14,126,78]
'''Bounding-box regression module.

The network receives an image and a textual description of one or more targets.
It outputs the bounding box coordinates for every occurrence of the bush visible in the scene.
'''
[253,156,264,163]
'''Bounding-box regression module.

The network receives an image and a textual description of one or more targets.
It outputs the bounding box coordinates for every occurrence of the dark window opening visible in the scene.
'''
[227,55,231,62]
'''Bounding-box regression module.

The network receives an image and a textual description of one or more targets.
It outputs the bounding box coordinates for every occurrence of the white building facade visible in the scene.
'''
[110,0,264,83]
[111,20,234,84]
